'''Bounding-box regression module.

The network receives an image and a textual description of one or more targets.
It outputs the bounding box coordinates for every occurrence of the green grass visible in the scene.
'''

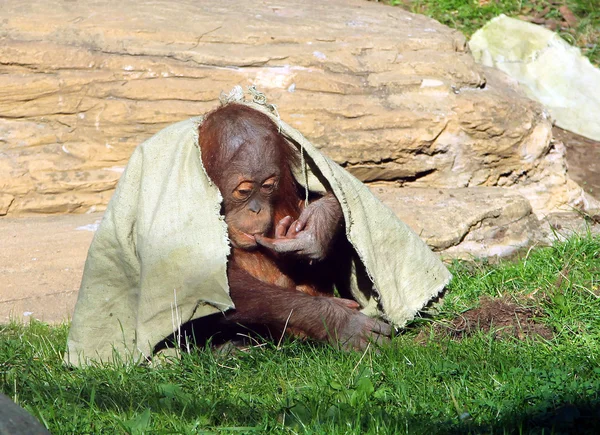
[386,0,600,66]
[2,234,600,434]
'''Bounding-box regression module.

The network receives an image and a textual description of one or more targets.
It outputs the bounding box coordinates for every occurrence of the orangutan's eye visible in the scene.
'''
[233,182,254,200]
[261,177,278,193]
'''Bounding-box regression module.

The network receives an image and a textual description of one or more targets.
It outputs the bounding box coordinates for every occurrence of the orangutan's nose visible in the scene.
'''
[248,199,261,214]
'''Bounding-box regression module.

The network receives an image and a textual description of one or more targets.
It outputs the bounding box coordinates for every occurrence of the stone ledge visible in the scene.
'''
[6,187,595,324]
[371,185,542,258]
[0,0,587,218]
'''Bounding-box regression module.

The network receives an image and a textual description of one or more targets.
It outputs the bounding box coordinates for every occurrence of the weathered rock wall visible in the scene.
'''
[0,0,590,217]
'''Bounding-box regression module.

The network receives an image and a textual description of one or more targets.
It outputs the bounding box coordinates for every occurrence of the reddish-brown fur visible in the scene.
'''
[200,104,330,297]
[200,104,301,226]
[195,103,391,350]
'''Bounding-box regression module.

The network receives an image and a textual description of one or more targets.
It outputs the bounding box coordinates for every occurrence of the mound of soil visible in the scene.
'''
[555,126,600,200]
[435,297,554,340]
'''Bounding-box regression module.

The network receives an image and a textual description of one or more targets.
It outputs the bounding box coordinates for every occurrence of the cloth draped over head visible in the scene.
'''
[65,87,452,366]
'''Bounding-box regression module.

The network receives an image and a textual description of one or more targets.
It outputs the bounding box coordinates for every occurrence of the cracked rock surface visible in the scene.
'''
[1,0,598,323]
[0,0,591,217]
[372,186,541,258]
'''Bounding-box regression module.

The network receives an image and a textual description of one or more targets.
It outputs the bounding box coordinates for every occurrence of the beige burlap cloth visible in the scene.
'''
[66,91,451,366]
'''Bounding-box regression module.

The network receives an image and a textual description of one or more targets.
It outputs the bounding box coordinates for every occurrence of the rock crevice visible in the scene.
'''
[1,0,591,218]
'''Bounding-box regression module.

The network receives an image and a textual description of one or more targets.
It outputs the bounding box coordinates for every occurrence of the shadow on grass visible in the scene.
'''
[54,377,600,433]
[6,348,600,434]
[282,396,600,434]
[445,400,600,434]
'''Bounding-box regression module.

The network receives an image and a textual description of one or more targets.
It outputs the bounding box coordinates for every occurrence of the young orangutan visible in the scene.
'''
[197,103,391,350]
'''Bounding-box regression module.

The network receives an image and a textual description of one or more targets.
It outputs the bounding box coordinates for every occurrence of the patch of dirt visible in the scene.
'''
[419,297,554,342]
[518,2,579,32]
[448,297,553,340]
[554,126,600,201]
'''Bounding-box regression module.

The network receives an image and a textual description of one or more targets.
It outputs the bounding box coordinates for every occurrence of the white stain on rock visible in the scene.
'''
[253,66,295,89]
[103,166,125,173]
[420,79,445,88]
[76,220,102,232]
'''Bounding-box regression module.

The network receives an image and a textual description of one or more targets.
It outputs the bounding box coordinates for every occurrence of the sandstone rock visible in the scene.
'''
[2,211,595,327]
[372,185,541,258]
[0,188,546,324]
[0,0,591,217]
[541,211,600,242]
[469,14,600,142]
[0,194,14,216]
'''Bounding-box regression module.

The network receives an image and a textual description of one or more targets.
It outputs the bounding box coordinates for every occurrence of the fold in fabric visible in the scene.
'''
[66,96,451,366]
